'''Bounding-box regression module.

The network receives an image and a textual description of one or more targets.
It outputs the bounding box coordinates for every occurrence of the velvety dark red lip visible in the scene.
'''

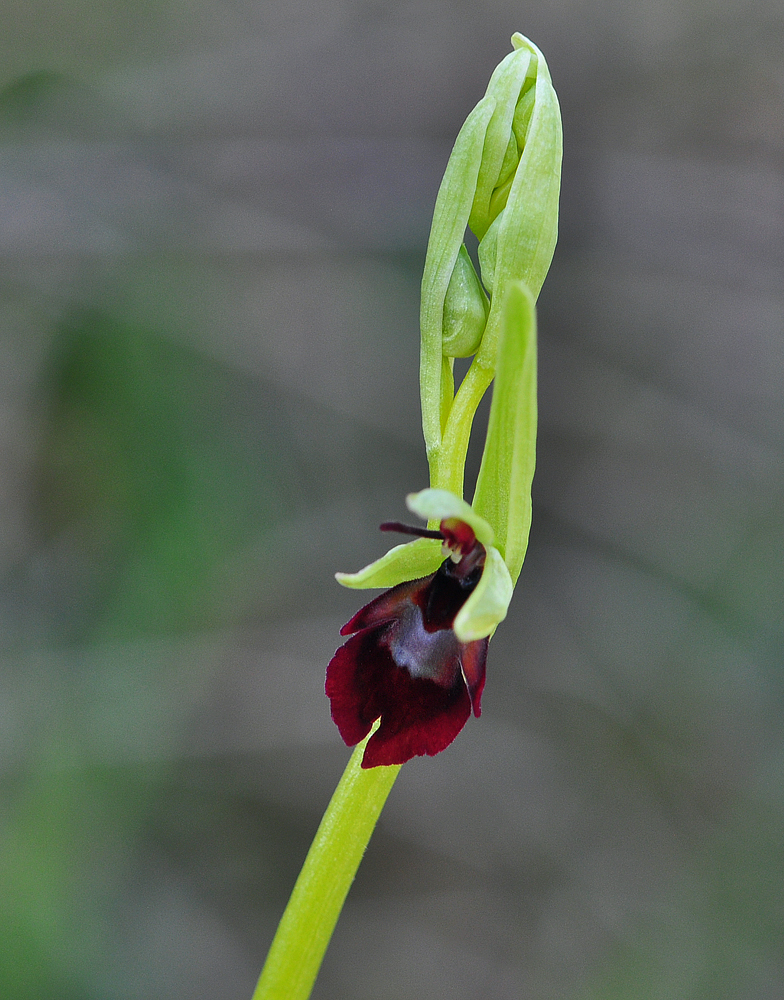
[326,517,488,768]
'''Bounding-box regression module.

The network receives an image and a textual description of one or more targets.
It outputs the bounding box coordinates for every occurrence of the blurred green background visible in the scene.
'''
[1,2,783,998]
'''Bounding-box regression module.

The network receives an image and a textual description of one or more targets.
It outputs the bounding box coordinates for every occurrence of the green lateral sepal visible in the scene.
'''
[335,536,444,590]
[454,545,513,642]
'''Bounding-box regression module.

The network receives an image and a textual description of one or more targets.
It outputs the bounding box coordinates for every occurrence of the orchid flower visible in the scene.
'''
[254,32,562,1000]
[327,489,512,766]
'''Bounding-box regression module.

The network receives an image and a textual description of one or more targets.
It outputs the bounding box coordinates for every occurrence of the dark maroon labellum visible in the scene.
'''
[326,518,489,767]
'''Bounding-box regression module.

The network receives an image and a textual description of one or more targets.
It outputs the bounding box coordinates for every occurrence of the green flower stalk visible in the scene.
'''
[253,32,562,1000]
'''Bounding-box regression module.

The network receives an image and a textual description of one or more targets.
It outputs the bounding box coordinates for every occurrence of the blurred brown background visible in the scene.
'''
[1,2,783,998]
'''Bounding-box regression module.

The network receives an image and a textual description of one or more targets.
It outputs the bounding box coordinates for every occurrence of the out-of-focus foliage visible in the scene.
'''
[34,309,291,641]
[0,2,783,1000]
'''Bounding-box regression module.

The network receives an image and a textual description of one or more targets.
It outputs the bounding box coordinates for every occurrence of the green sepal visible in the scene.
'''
[473,280,537,584]
[454,545,513,642]
[406,488,495,547]
[335,536,443,590]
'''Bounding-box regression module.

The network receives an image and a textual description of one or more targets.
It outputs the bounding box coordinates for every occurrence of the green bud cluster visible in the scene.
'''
[419,33,562,581]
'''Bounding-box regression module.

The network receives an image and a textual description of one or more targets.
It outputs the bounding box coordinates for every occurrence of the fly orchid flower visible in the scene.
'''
[326,490,513,767]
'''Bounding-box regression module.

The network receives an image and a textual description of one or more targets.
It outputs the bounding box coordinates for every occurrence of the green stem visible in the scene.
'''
[430,358,495,495]
[252,736,401,1000]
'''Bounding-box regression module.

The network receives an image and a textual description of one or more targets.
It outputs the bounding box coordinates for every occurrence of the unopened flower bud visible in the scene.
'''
[441,245,489,358]
[420,33,562,491]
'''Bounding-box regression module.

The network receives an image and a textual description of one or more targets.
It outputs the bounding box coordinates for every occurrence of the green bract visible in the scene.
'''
[473,280,538,583]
